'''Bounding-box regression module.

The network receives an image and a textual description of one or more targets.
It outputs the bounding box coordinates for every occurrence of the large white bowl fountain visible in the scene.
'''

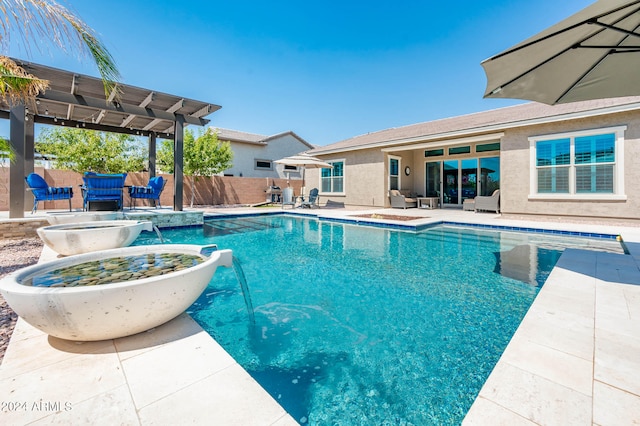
[0,244,233,341]
[46,211,124,225]
[37,220,154,256]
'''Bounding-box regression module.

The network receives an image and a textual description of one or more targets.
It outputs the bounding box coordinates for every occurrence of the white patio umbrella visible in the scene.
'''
[481,0,640,105]
[274,153,332,195]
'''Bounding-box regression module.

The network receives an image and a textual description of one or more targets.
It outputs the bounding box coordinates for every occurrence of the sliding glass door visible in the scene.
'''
[427,157,499,206]
[443,160,458,205]
[480,157,500,196]
[425,161,440,197]
[461,158,477,202]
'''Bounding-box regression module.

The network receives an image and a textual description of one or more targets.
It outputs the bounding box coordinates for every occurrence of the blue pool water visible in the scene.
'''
[134,215,620,425]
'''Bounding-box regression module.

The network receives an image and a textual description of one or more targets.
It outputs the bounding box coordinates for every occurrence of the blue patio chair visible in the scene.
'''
[25,173,74,214]
[128,176,165,209]
[81,172,127,211]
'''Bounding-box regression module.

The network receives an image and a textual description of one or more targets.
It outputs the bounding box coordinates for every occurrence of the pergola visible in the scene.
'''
[1,58,221,218]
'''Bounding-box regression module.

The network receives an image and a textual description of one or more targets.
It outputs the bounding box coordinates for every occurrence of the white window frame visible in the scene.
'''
[528,125,626,201]
[319,158,345,195]
[389,155,401,191]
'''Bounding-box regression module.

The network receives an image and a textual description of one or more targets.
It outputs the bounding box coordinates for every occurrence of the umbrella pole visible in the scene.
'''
[301,167,306,198]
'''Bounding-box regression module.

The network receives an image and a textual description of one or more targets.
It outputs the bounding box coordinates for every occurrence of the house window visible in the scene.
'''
[575,134,615,193]
[530,126,625,199]
[476,142,500,153]
[425,149,444,157]
[535,138,570,193]
[321,160,344,193]
[283,164,298,172]
[389,157,400,190]
[255,159,272,170]
[449,146,471,155]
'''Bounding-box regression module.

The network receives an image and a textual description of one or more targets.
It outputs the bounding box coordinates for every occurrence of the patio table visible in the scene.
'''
[417,197,439,209]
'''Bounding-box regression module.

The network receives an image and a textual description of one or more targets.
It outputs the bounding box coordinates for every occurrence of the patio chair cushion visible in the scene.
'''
[129,186,155,195]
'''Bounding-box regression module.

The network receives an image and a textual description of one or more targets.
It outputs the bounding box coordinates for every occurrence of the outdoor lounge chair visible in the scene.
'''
[389,190,417,209]
[25,173,74,214]
[474,189,500,213]
[300,188,319,208]
[128,176,165,209]
[81,172,127,211]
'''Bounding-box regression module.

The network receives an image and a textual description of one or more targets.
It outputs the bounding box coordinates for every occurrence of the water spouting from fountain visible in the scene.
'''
[232,256,255,325]
[152,225,165,243]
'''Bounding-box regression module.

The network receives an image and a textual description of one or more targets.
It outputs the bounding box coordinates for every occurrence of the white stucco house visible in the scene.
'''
[211,127,314,180]
[305,96,640,223]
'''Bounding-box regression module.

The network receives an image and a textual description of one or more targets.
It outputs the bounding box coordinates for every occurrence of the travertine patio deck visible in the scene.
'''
[0,242,297,425]
[1,207,639,424]
[463,246,640,425]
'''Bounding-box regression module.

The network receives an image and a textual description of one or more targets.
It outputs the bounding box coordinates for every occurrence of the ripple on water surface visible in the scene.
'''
[133,217,622,424]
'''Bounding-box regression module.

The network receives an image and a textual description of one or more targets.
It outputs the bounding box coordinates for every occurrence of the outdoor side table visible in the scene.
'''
[417,197,439,209]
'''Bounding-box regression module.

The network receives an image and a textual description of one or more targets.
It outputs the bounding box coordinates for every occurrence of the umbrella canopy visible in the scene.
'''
[274,154,333,168]
[482,0,640,105]
[275,154,332,192]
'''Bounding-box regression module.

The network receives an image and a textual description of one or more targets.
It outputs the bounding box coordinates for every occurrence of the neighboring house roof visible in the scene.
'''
[211,127,315,149]
[211,128,266,145]
[310,96,640,155]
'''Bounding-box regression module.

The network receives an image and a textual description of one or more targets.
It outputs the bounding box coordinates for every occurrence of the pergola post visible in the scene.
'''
[148,132,156,178]
[9,104,34,218]
[173,116,185,211]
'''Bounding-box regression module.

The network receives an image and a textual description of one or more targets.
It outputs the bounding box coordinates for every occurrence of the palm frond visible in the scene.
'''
[59,6,121,99]
[0,55,48,105]
[0,0,121,100]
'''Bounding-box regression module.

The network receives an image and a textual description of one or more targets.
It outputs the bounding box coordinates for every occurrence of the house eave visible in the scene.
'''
[311,101,640,156]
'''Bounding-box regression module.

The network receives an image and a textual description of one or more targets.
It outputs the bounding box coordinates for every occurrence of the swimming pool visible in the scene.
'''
[134,215,622,425]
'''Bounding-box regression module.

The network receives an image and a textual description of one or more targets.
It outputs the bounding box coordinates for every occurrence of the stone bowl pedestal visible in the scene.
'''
[46,211,124,225]
[0,244,233,341]
[37,220,154,256]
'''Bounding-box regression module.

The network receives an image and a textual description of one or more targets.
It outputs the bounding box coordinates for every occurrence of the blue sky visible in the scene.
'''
[6,0,593,146]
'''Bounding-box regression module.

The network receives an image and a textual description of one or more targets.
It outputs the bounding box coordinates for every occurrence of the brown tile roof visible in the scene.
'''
[310,96,640,154]
[211,128,266,144]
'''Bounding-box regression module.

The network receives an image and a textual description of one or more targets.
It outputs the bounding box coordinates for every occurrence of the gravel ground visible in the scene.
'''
[0,237,43,365]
